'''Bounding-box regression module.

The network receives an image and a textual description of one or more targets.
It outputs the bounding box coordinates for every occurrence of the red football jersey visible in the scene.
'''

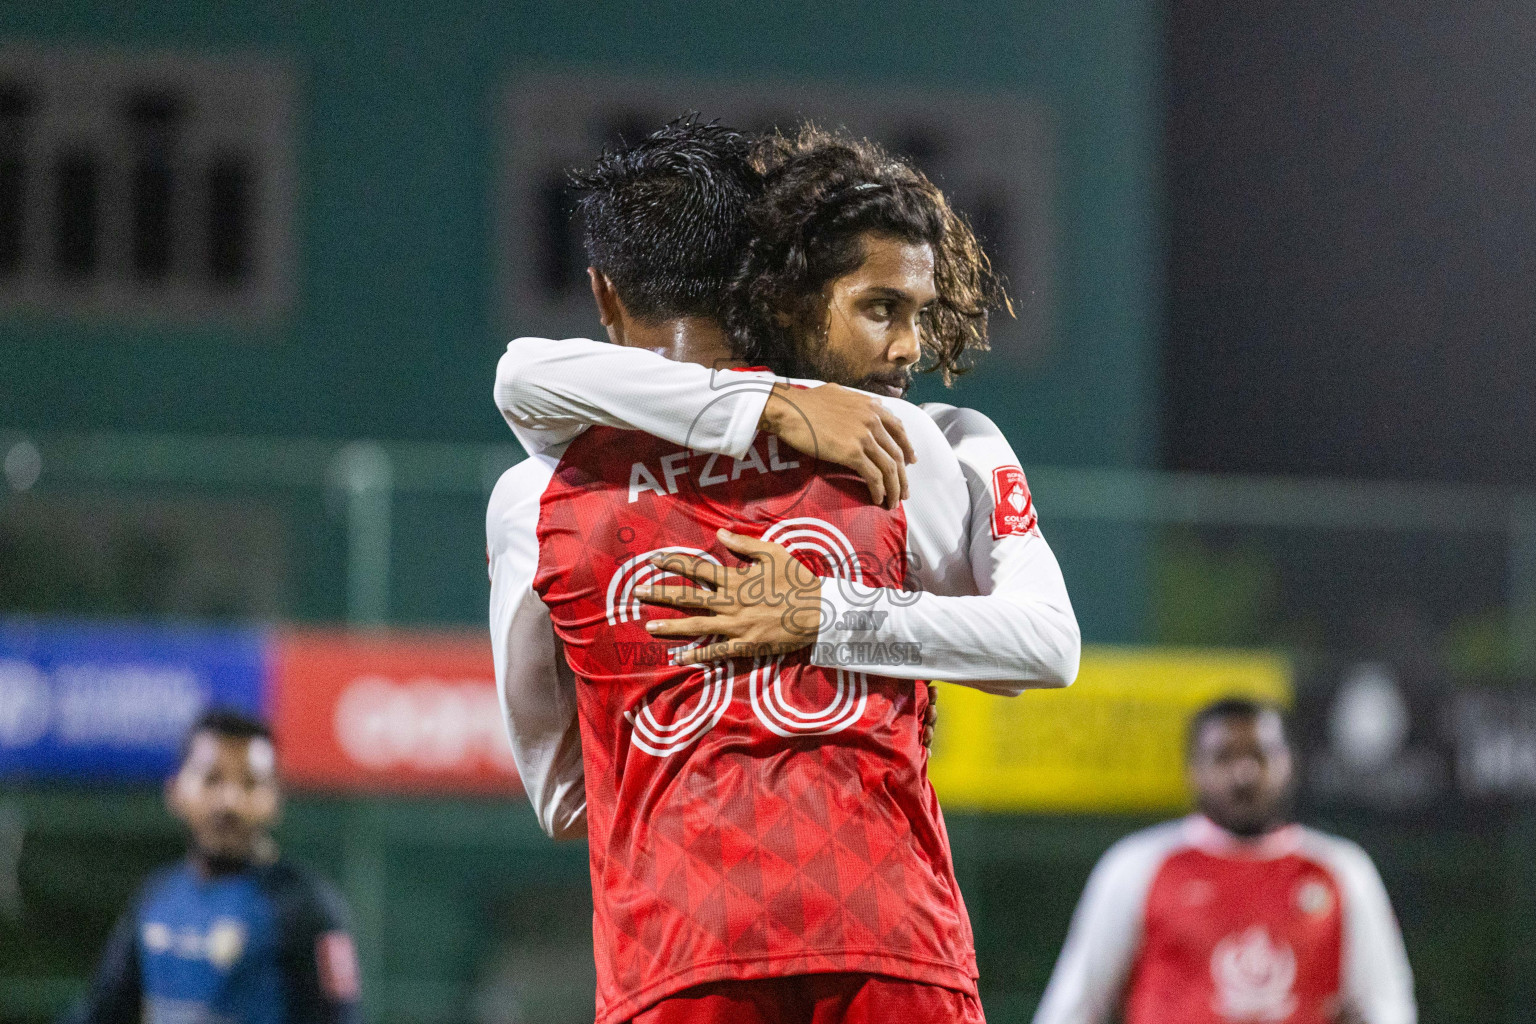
[531,426,977,1024]
[1034,816,1416,1024]
[1127,832,1343,1024]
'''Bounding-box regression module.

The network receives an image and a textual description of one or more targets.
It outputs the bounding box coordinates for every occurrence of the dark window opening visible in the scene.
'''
[536,173,584,296]
[54,150,99,279]
[0,157,22,276]
[126,90,183,282]
[131,159,174,281]
[0,82,31,278]
[0,58,288,315]
[0,83,31,119]
[206,155,253,285]
[965,193,1015,293]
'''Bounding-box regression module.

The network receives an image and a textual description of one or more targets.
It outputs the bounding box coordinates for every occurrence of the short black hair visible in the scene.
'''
[1185,696,1288,759]
[180,707,272,764]
[569,115,760,323]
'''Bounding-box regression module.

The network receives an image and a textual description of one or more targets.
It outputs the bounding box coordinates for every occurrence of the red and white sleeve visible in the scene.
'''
[810,401,1080,692]
[487,448,587,839]
[1317,836,1417,1024]
[1034,822,1185,1024]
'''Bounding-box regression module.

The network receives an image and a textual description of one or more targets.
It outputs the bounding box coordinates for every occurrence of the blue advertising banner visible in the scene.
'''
[0,619,269,782]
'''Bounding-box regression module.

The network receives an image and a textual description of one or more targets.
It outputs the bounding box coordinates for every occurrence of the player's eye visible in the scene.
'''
[867,300,893,320]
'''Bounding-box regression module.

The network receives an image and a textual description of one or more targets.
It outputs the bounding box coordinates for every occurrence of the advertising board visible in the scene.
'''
[927,646,1293,812]
[270,630,520,796]
[0,619,267,782]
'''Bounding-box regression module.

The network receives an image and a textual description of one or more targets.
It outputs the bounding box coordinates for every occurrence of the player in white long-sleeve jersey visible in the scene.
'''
[489,124,1078,843]
[1033,698,1415,1024]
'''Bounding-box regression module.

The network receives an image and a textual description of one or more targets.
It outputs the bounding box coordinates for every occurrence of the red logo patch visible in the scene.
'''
[991,466,1038,538]
[316,931,361,1002]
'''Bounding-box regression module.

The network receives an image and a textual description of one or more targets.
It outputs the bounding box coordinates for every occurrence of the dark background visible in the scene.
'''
[1163,0,1536,486]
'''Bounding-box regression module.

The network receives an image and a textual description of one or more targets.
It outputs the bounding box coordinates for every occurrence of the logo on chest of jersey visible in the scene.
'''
[1181,878,1216,907]
[141,917,247,970]
[1210,925,1298,1022]
[627,437,802,504]
[611,518,870,756]
[1295,878,1334,917]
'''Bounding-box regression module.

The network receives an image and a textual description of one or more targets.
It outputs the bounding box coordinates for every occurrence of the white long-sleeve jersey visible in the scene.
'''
[494,336,1079,686]
[1033,816,1416,1024]
[489,336,1080,838]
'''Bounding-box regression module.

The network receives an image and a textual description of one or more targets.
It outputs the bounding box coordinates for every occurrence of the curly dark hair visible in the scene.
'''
[724,126,1009,384]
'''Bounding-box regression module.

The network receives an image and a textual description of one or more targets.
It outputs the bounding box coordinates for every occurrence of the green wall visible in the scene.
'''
[0,0,1161,640]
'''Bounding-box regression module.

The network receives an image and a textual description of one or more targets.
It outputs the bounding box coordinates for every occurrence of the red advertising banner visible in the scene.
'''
[272,630,523,796]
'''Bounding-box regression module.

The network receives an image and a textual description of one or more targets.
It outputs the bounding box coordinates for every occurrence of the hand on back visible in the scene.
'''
[759,382,916,510]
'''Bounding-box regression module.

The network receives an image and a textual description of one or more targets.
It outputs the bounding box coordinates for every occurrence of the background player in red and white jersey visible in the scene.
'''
[488,122,1079,1023]
[1032,698,1415,1024]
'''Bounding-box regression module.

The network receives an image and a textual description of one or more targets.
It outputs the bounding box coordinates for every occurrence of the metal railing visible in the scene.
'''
[6,430,1535,1023]
[6,429,1535,659]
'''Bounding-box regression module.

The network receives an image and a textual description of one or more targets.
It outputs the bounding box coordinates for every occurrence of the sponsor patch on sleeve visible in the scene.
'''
[991,465,1039,538]
[316,931,361,1002]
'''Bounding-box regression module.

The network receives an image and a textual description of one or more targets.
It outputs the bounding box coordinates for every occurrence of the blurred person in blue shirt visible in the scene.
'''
[70,710,363,1024]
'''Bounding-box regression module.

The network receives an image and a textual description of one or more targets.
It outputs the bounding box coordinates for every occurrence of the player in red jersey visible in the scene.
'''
[1032,698,1415,1024]
[492,127,1070,837]
[495,127,1067,686]
[489,122,1078,1023]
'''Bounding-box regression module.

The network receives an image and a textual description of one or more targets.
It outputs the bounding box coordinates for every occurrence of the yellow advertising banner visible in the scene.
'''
[927,646,1291,813]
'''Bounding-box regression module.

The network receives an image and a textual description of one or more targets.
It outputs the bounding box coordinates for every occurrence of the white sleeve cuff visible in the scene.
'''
[809,579,926,676]
[809,574,1077,689]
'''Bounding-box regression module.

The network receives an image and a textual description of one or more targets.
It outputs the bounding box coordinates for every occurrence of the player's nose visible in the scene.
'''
[889,320,921,366]
[1229,758,1263,787]
[209,780,245,811]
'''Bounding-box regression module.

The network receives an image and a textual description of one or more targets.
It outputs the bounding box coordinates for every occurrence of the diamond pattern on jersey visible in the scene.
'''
[533,429,978,1024]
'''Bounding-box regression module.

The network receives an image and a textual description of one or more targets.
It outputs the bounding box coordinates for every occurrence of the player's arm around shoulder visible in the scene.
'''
[762,380,921,510]
[494,336,777,459]
[776,395,1082,692]
[496,339,924,509]
[637,396,957,672]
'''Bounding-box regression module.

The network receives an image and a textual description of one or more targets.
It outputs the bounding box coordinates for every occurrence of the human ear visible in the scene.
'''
[588,267,613,325]
[588,268,629,344]
[588,268,628,345]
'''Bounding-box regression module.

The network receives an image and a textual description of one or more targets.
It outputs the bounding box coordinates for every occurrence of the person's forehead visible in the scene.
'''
[1198,711,1288,751]
[848,236,935,289]
[186,732,277,776]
